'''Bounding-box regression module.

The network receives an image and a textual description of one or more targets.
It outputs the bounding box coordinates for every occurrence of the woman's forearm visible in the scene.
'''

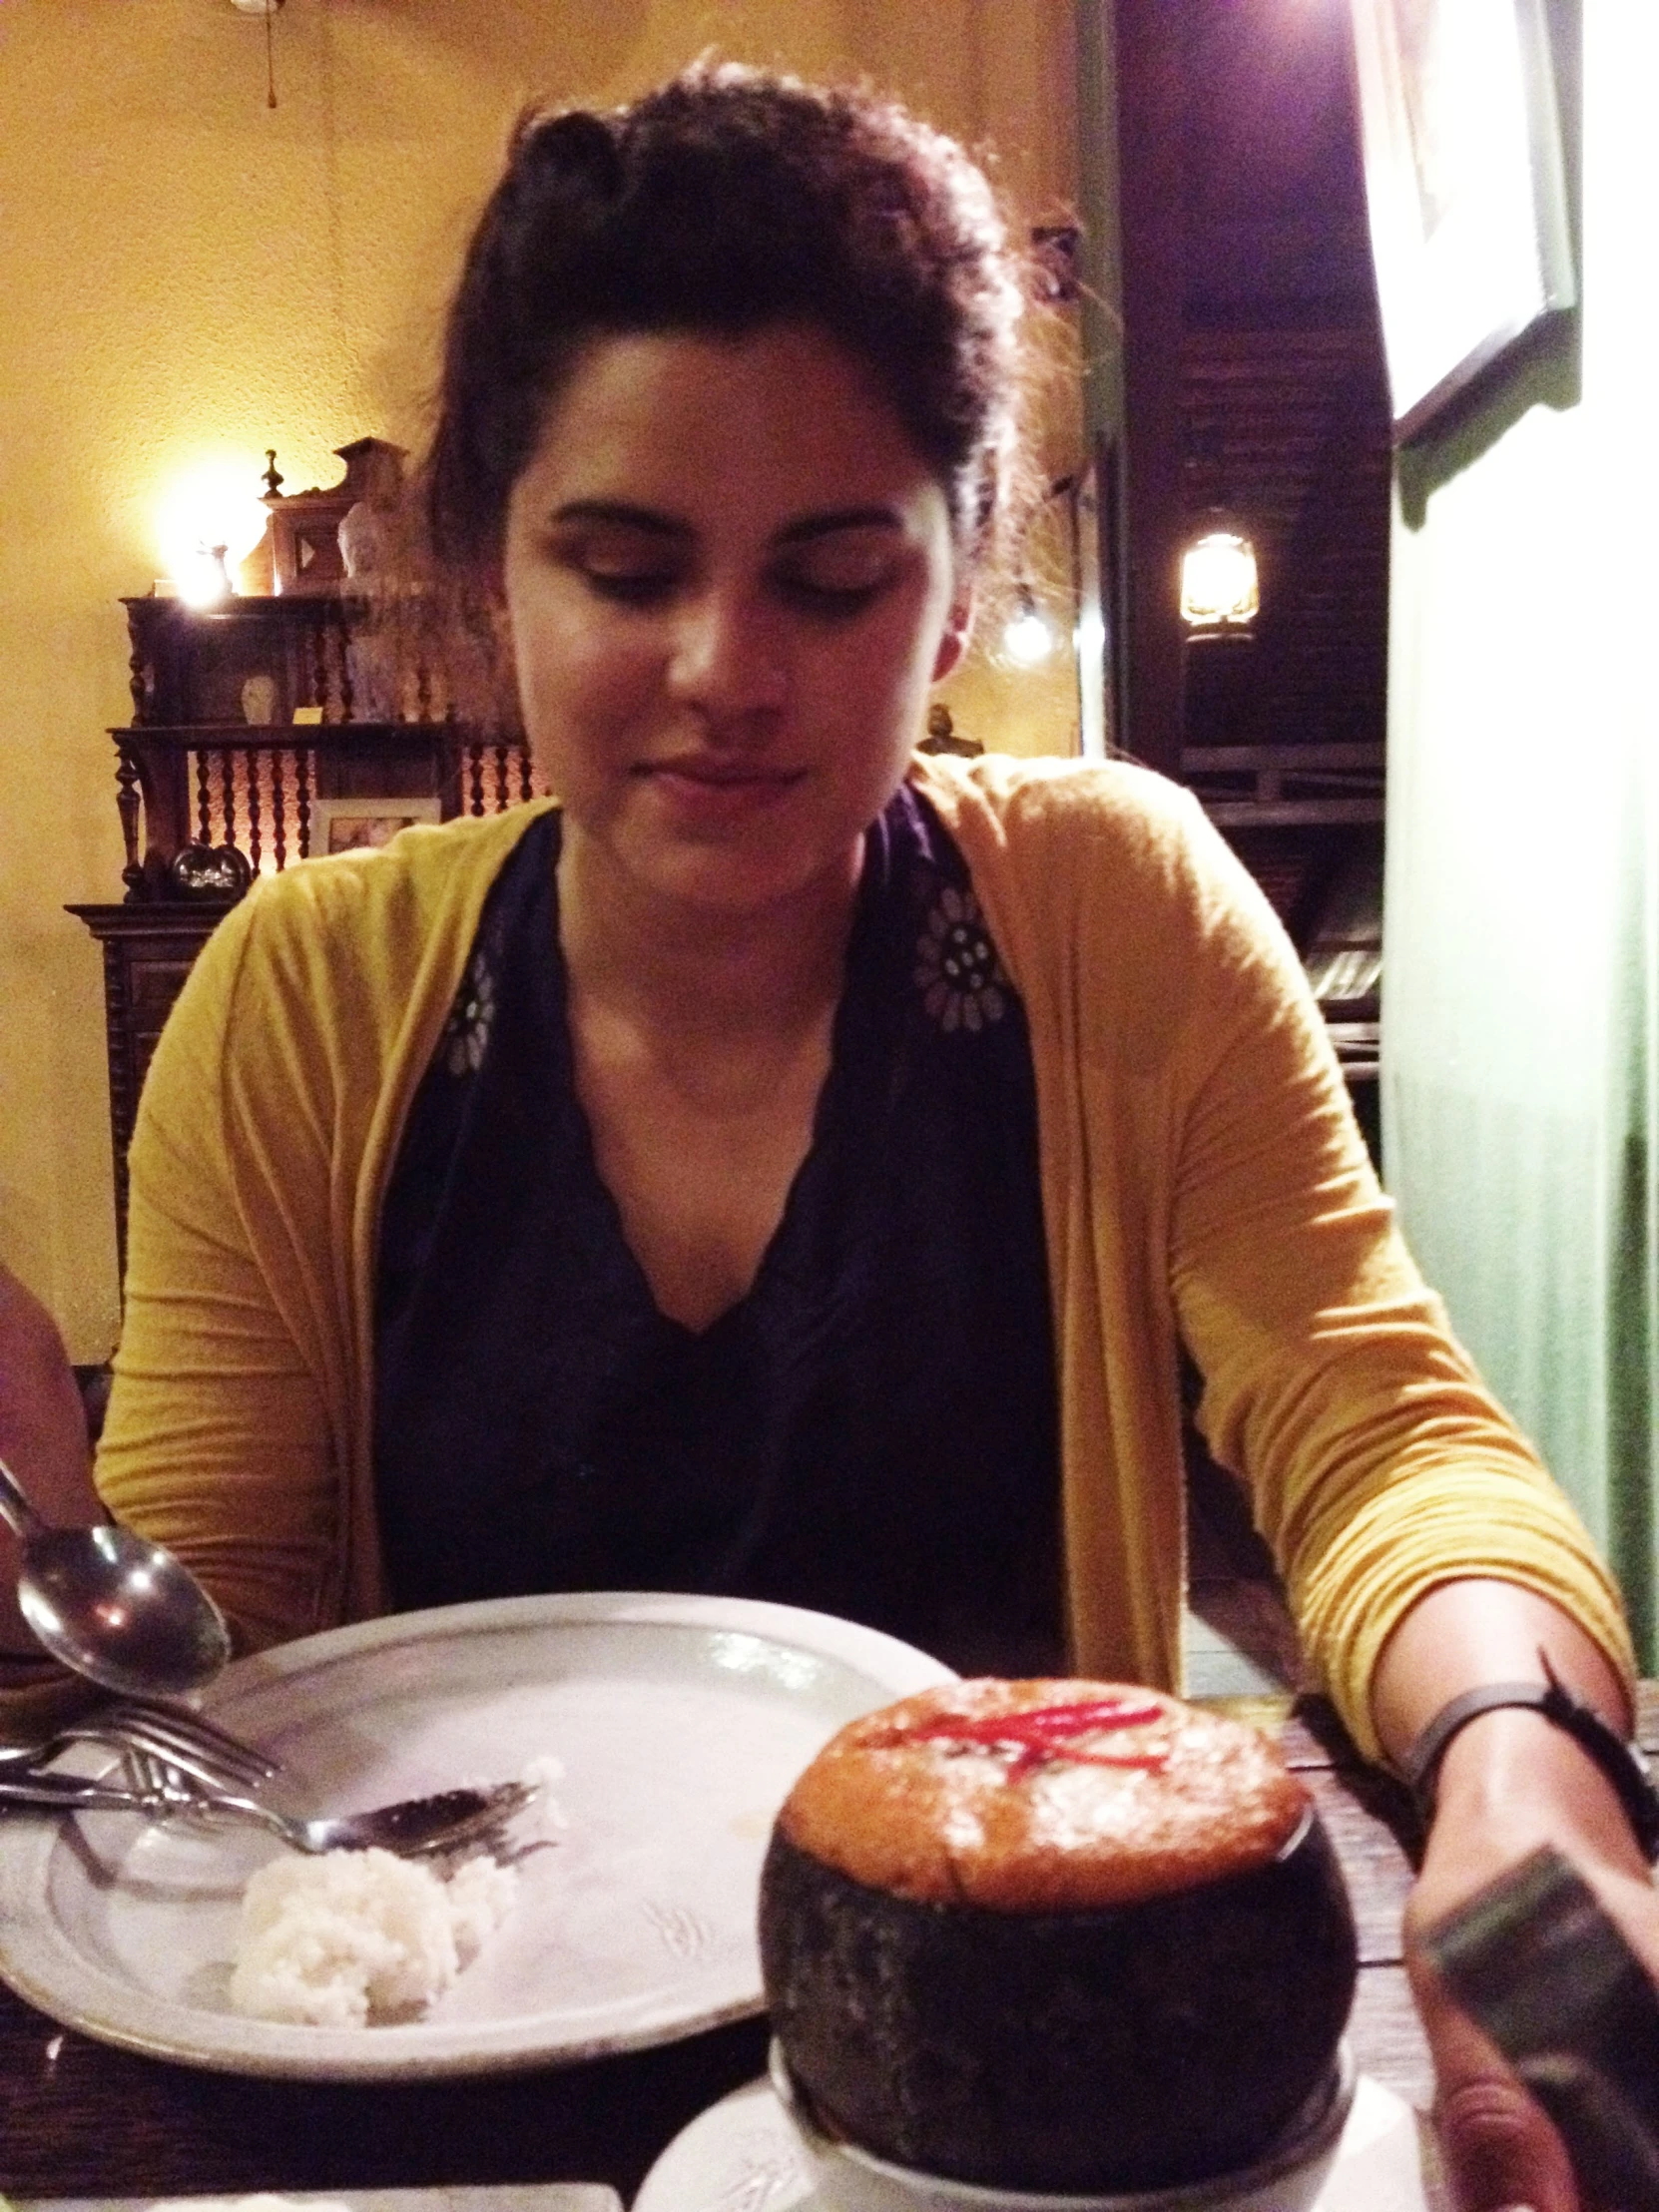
[0,1263,100,1652]
[1371,1574,1646,1892]
[1371,1575,1633,1765]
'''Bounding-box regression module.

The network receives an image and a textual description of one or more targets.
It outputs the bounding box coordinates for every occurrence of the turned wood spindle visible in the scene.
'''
[272,748,287,870]
[295,746,313,859]
[246,747,263,873]
[115,743,144,897]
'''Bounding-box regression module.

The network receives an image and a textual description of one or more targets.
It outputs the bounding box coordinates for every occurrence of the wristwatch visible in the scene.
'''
[1402,1652,1659,1864]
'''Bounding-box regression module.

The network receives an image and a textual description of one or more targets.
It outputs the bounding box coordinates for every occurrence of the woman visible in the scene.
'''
[5,64,1656,2211]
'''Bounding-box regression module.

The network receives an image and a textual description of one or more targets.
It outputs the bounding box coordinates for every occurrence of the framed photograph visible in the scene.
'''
[307,796,442,857]
[1348,0,1574,442]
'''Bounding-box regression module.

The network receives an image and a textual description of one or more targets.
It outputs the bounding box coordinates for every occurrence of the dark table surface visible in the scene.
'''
[9,1686,1654,2206]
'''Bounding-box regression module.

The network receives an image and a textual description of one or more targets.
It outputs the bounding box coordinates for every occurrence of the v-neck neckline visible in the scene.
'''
[543,818,895,1346]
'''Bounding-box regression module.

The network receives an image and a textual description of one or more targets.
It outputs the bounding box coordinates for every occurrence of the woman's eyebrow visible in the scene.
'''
[543,500,905,543]
[548,500,689,538]
[776,507,905,545]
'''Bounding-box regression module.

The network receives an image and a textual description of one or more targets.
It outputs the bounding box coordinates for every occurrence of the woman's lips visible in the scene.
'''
[637,758,806,825]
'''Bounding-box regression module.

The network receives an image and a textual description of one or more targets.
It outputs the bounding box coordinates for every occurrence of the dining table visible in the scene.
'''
[4,1681,1654,2209]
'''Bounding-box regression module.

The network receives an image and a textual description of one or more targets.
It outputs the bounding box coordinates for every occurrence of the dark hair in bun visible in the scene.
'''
[422,61,1030,583]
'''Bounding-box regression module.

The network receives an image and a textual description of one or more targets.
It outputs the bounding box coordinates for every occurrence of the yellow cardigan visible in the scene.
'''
[84,753,1631,1762]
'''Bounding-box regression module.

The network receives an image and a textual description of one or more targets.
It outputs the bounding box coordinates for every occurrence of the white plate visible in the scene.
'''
[632,2073,1442,2212]
[0,1592,951,2081]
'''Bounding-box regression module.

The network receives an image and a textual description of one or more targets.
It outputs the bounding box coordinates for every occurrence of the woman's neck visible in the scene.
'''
[556,827,861,1058]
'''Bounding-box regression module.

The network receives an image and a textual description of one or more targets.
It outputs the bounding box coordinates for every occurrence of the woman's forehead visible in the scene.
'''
[512,324,949,524]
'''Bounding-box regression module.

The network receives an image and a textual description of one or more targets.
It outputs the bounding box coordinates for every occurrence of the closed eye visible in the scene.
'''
[770,533,904,618]
[773,575,888,617]
[579,564,681,606]
[543,507,689,606]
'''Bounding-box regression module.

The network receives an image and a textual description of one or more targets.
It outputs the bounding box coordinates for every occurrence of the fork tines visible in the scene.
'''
[103,1698,278,1785]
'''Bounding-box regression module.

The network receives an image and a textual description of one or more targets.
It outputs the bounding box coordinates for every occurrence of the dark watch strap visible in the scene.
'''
[1402,1653,1659,1863]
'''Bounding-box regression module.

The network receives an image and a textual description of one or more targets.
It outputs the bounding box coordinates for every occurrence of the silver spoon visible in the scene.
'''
[0,1455,231,1697]
[171,1776,540,1857]
[0,1769,537,1858]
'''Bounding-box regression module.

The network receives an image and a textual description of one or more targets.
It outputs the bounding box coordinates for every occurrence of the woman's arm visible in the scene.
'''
[0,1262,101,1652]
[1129,802,1649,2208]
[1374,1578,1659,2212]
[92,885,354,1654]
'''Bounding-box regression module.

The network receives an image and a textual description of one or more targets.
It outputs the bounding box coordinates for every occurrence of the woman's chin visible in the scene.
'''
[592,823,869,927]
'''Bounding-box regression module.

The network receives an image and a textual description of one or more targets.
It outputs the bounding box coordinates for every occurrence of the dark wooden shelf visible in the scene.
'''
[66,901,238,1271]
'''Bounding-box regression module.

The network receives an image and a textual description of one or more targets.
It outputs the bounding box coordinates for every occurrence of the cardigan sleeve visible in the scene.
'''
[907,751,1633,1756]
[93,884,357,1656]
[89,809,557,1665]
[92,812,545,1658]
[1160,804,1634,1759]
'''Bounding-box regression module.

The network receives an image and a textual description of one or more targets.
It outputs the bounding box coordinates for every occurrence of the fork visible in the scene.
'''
[0,1769,539,1857]
[0,1702,276,1794]
[106,1698,278,1784]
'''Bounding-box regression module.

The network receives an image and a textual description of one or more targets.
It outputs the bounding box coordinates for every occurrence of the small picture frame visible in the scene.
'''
[306,796,442,857]
[1348,0,1575,443]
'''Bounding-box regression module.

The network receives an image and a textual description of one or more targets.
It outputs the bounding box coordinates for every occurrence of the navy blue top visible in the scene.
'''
[373,788,1064,1674]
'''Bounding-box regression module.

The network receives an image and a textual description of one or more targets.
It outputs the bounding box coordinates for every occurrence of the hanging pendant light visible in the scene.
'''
[1001,584,1059,668]
[228,0,284,110]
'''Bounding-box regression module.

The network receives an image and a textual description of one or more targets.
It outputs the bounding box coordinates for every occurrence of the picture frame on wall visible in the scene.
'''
[1348,0,1574,443]
[306,796,442,858]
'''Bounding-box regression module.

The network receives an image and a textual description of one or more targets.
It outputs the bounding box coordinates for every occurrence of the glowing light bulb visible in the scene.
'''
[157,459,272,602]
[1002,602,1056,667]
[1180,531,1260,629]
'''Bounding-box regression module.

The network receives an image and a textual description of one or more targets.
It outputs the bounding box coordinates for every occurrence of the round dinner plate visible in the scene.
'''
[0,1591,952,2081]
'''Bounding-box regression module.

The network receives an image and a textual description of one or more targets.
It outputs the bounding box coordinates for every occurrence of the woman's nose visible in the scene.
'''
[664,588,789,720]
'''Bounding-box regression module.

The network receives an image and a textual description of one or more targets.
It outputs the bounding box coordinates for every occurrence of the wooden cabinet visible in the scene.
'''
[66,901,234,1274]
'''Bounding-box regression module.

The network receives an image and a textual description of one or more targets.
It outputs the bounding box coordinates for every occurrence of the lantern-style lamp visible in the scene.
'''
[1180,528,1260,630]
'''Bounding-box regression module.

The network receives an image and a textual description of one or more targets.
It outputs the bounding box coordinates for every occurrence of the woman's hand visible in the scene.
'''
[1397,1697,1659,2210]
[1371,1578,1659,2211]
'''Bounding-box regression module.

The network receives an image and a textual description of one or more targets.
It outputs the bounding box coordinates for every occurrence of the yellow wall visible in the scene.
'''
[0,0,1080,1357]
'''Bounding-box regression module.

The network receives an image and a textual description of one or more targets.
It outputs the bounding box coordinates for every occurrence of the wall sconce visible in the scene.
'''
[1180,527,1260,631]
[1000,585,1059,668]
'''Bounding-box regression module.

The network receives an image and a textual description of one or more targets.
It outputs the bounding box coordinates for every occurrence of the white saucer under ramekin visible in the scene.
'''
[633,2042,1438,2212]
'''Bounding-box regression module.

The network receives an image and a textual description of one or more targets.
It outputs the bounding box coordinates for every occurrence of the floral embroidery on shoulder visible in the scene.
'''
[914,884,1008,1033]
[440,946,497,1076]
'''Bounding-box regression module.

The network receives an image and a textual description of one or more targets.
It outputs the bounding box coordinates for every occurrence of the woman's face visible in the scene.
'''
[499,323,967,920]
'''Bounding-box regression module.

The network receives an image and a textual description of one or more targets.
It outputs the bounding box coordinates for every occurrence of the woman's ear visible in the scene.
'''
[486,570,514,655]
[931,589,975,682]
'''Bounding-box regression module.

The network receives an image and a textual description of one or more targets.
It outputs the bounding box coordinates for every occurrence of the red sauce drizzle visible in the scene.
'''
[872,1696,1171,1782]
